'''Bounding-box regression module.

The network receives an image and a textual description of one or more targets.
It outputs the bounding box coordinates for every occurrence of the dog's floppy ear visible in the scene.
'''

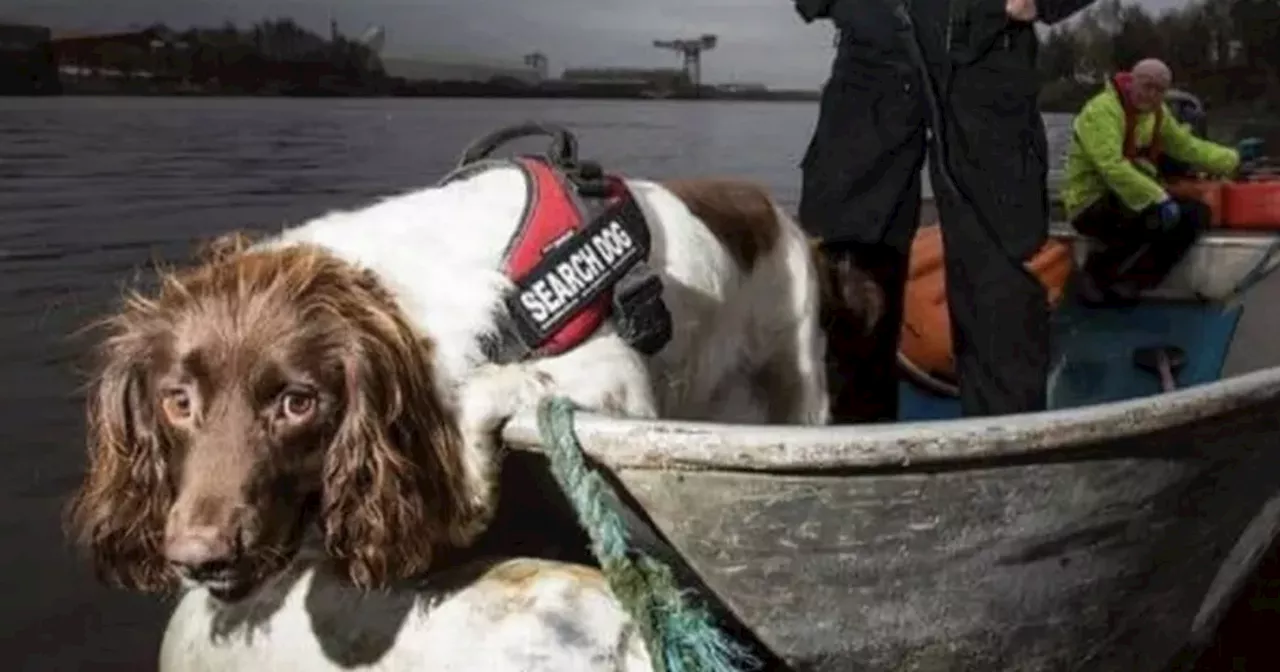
[811,239,884,336]
[317,267,486,589]
[65,300,178,592]
[829,255,884,337]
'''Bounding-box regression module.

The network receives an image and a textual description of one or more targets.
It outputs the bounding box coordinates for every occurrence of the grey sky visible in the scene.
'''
[2,0,1193,88]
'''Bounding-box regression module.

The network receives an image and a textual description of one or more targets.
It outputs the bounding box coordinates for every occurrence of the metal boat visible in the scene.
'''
[500,225,1280,670]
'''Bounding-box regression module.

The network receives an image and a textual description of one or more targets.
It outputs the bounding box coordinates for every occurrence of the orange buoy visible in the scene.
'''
[1221,177,1280,230]
[897,225,1075,394]
[1165,179,1225,228]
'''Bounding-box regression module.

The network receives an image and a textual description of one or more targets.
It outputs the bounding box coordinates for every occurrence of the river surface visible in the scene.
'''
[0,96,1266,670]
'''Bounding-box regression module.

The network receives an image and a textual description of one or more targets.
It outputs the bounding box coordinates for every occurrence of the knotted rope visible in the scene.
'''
[535,396,759,672]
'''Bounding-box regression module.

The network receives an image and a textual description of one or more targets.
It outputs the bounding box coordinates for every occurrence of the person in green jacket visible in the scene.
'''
[1061,58,1265,305]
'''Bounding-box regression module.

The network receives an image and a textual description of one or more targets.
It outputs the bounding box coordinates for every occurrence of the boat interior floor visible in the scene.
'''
[898,285,1245,421]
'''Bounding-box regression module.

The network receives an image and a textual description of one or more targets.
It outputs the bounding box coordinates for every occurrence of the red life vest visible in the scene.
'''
[1112,72,1164,164]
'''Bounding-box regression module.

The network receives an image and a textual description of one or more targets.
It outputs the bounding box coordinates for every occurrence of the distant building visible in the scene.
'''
[560,67,689,89]
[0,22,49,51]
[382,56,542,84]
[714,83,768,93]
[51,27,177,80]
[0,22,60,94]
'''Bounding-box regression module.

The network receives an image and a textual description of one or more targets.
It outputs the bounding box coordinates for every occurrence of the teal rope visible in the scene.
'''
[536,397,759,672]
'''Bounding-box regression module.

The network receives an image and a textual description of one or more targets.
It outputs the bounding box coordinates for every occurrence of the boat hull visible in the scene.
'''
[499,227,1280,668]
[503,376,1280,670]
[615,403,1280,670]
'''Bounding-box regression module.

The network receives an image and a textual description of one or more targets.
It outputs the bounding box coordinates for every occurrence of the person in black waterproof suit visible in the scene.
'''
[795,0,1095,420]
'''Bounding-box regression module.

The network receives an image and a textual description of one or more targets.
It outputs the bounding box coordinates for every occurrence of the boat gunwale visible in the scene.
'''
[501,365,1280,472]
[1048,225,1279,249]
[503,227,1280,472]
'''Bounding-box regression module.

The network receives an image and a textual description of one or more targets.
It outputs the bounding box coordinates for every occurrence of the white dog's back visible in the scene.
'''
[274,166,830,426]
[631,178,829,423]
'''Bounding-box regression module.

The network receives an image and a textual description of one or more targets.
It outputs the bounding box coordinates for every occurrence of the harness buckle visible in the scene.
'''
[570,160,612,199]
[611,263,673,356]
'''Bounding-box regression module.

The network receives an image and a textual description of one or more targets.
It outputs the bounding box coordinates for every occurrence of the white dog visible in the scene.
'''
[70,154,873,671]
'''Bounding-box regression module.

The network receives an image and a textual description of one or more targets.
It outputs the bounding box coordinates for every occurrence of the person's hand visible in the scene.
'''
[1237,137,1265,162]
[1154,197,1181,231]
[1006,0,1038,21]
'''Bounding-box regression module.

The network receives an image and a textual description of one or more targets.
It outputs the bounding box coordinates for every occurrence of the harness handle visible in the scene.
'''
[456,122,579,170]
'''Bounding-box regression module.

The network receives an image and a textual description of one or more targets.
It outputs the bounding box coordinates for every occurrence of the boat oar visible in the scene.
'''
[1132,344,1187,392]
[1210,235,1280,312]
[1200,166,1280,310]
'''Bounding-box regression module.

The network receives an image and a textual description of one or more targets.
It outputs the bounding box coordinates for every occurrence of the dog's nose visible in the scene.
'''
[165,527,235,572]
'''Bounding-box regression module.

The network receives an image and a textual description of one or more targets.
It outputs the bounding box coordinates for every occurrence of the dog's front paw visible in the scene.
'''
[592,384,659,419]
[458,363,553,434]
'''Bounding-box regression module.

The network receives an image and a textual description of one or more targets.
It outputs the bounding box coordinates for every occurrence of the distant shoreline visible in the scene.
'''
[34,85,1198,114]
[25,83,1274,123]
[52,90,824,102]
[29,89,1136,110]
[40,77,822,102]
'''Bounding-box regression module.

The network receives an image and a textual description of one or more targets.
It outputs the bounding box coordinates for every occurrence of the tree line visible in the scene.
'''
[1038,0,1280,112]
[69,19,386,95]
[70,6,1280,107]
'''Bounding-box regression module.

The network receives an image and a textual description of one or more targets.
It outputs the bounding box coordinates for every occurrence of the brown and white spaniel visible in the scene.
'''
[66,169,877,671]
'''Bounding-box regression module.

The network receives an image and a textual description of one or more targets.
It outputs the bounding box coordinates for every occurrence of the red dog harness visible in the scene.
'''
[438,134,671,363]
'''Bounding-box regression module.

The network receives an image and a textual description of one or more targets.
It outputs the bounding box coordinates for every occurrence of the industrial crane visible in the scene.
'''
[652,34,717,91]
[523,51,548,81]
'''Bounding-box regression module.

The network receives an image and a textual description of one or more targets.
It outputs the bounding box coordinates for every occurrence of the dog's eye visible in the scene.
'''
[280,390,317,421]
[161,389,193,423]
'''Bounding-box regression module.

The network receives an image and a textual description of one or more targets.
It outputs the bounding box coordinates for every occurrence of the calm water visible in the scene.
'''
[0,95,1230,670]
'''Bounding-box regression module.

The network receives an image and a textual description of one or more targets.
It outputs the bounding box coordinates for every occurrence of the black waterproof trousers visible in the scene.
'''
[800,0,1055,420]
[1072,193,1210,295]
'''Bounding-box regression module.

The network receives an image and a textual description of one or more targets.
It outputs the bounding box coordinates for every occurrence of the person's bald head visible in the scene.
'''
[1128,58,1172,111]
[1133,59,1173,87]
